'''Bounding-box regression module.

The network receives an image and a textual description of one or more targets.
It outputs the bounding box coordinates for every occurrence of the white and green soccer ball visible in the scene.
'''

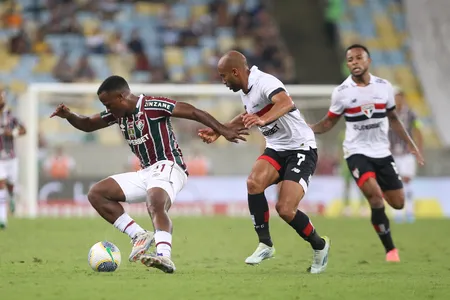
[88,241,121,272]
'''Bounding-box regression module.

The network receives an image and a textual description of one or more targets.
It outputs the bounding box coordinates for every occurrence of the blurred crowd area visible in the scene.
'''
[0,0,296,92]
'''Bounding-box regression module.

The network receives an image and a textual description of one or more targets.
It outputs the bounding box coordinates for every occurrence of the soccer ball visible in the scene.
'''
[88,241,121,272]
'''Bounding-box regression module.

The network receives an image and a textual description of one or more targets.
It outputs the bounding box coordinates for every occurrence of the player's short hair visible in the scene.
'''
[345,44,371,58]
[97,75,130,95]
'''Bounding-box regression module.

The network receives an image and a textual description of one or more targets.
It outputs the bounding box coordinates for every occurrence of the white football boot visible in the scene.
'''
[141,253,176,273]
[245,242,276,265]
[129,231,154,262]
[309,236,331,274]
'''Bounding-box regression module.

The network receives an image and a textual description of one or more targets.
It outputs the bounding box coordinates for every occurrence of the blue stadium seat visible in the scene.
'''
[184,47,202,67]
[88,55,111,79]
[131,71,150,83]
[386,50,405,66]
[199,36,217,49]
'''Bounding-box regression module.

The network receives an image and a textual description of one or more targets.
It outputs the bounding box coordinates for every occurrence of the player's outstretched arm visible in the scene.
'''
[198,111,247,144]
[387,110,424,165]
[50,103,110,132]
[172,102,248,143]
[310,114,341,134]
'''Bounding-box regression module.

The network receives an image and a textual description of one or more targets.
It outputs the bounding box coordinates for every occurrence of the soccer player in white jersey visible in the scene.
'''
[389,87,423,222]
[0,89,26,229]
[50,76,246,273]
[310,44,424,262]
[198,50,331,274]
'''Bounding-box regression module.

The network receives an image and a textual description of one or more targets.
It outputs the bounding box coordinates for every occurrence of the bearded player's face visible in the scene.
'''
[99,91,127,118]
[218,66,241,92]
[346,48,371,77]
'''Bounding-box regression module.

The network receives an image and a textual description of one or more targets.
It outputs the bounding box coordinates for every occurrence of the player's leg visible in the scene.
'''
[277,148,330,274]
[0,160,8,228]
[392,155,415,222]
[244,149,280,265]
[342,167,352,216]
[7,158,19,214]
[347,155,398,261]
[140,161,187,273]
[87,172,153,262]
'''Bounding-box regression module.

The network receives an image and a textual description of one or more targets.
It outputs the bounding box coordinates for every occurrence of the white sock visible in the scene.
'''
[0,189,8,225]
[155,231,172,258]
[404,183,414,217]
[113,213,145,238]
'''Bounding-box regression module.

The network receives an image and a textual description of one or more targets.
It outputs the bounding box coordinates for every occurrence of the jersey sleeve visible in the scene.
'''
[328,88,345,117]
[100,110,117,125]
[386,83,396,111]
[259,75,287,102]
[144,97,177,119]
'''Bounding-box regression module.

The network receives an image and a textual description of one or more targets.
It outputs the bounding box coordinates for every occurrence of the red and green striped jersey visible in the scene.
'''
[100,95,187,172]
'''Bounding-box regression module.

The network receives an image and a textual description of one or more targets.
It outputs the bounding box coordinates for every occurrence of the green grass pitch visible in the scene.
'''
[1,216,449,300]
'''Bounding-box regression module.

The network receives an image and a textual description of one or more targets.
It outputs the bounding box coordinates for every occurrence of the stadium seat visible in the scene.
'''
[164,47,184,66]
[32,55,57,73]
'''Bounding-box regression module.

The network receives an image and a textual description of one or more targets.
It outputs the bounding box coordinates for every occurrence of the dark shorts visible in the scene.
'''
[258,147,317,191]
[346,154,403,191]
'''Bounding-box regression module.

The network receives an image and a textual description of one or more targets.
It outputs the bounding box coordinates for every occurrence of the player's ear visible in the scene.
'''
[232,68,239,76]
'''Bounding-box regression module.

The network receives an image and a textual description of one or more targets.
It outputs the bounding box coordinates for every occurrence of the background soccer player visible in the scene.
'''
[310,44,424,262]
[389,87,424,222]
[0,89,26,229]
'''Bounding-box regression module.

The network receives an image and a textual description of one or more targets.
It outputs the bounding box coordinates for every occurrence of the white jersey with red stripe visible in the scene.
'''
[240,66,317,151]
[328,74,396,158]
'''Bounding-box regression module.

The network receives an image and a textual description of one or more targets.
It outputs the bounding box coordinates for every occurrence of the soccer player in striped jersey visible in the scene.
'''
[0,89,26,229]
[50,75,247,273]
[389,87,423,223]
[310,44,424,262]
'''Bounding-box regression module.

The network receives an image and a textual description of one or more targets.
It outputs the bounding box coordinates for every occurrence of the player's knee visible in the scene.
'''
[0,180,6,189]
[87,184,106,205]
[146,188,170,215]
[367,193,384,208]
[391,195,405,210]
[246,177,265,194]
[275,202,295,222]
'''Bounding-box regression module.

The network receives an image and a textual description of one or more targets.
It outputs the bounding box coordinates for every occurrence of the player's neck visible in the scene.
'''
[241,69,251,93]
[352,73,371,86]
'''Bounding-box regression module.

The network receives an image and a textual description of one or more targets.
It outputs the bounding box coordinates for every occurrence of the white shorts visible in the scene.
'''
[110,160,187,203]
[0,158,18,184]
[393,154,416,178]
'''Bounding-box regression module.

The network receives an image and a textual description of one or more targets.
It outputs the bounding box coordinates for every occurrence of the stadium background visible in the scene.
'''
[0,0,448,218]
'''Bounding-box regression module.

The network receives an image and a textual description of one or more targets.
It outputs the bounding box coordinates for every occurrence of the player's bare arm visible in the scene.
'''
[310,114,341,134]
[387,110,424,165]
[412,120,424,155]
[242,91,294,128]
[172,101,248,143]
[198,111,247,144]
[50,103,110,132]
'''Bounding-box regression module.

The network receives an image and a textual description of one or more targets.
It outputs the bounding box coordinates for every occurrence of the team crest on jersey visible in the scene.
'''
[352,168,359,179]
[361,104,375,118]
[127,121,136,138]
[135,119,144,132]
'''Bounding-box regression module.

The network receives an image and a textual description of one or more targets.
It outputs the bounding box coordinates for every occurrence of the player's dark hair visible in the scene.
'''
[345,44,371,58]
[97,75,130,95]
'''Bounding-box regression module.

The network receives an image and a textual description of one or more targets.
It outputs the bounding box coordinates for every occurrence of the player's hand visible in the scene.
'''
[242,113,265,128]
[219,126,248,143]
[198,128,220,144]
[409,146,425,166]
[50,103,72,119]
